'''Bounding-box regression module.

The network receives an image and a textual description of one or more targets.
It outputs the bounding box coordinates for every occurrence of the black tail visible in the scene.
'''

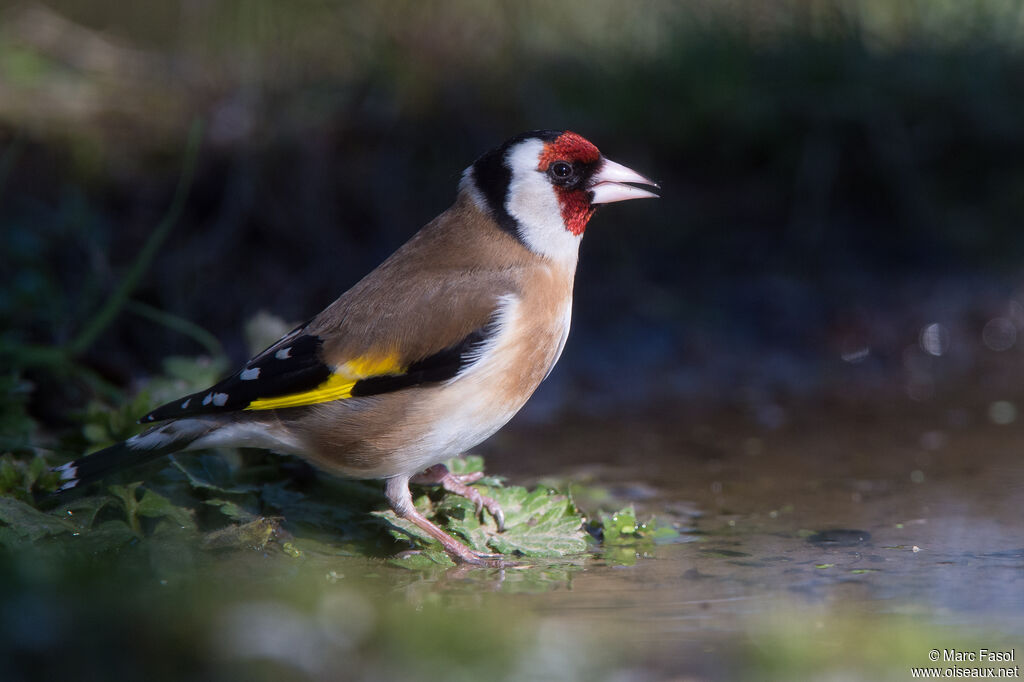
[54,421,213,492]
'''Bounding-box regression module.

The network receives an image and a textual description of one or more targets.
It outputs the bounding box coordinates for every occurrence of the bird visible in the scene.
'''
[54,130,658,565]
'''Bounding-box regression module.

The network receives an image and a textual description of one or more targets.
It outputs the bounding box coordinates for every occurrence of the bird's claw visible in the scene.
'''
[441,472,506,532]
[411,464,506,532]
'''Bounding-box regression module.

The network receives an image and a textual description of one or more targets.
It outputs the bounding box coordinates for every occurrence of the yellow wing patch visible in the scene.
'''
[245,353,403,411]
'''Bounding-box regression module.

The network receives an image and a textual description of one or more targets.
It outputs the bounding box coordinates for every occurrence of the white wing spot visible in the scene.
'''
[240,367,261,380]
[181,398,191,409]
[213,392,229,406]
[55,463,77,481]
[275,347,292,360]
[202,393,213,406]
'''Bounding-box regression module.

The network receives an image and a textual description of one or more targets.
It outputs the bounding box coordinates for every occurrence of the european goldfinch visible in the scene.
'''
[55,130,658,564]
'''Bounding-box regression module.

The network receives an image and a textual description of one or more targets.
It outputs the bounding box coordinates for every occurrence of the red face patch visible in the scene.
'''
[537,131,601,171]
[538,132,602,236]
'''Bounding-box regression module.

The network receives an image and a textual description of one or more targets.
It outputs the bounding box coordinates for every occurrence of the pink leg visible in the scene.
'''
[410,463,505,532]
[385,475,503,566]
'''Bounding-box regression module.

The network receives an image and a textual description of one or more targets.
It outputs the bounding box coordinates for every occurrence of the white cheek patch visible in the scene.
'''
[504,140,582,267]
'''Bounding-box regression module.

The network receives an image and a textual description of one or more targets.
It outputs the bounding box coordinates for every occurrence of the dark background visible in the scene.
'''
[4,0,1024,431]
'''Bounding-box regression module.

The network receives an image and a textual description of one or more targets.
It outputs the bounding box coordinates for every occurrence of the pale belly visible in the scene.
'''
[357,293,572,478]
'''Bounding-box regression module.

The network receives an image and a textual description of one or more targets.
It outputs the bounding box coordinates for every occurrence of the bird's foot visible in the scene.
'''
[386,475,507,567]
[411,463,505,532]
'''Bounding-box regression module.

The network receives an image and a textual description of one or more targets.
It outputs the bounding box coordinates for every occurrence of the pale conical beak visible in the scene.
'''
[588,158,660,205]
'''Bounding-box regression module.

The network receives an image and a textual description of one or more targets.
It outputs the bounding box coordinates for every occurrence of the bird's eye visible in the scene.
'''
[549,161,574,181]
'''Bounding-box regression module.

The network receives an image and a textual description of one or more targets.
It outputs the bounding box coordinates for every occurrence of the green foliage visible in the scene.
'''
[597,505,680,546]
[0,375,684,568]
[376,479,589,566]
[201,516,282,550]
[0,453,58,500]
[79,394,150,449]
[0,374,36,453]
[0,495,78,544]
[110,482,197,534]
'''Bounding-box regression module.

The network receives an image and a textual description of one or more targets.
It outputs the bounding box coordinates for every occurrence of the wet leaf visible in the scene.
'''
[599,506,639,544]
[388,548,456,570]
[377,484,588,560]
[480,487,587,557]
[202,516,281,550]
[597,505,682,546]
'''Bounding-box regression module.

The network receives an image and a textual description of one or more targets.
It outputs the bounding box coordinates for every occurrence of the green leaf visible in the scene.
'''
[262,481,365,532]
[0,458,20,493]
[204,498,257,522]
[0,495,78,543]
[202,517,281,550]
[376,483,588,561]
[598,505,682,546]
[83,520,137,552]
[169,454,258,495]
[108,482,143,533]
[0,453,60,499]
[136,489,196,531]
[54,495,118,530]
[108,483,196,533]
[445,454,484,476]
[481,487,588,557]
[599,506,639,544]
[443,454,504,486]
[387,548,456,570]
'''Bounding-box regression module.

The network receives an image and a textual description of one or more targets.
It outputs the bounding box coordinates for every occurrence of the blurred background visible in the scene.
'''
[3,2,1024,680]
[5,0,1024,425]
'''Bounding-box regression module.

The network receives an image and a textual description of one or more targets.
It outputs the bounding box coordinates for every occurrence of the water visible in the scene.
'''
[478,396,1024,678]
[3,394,1023,681]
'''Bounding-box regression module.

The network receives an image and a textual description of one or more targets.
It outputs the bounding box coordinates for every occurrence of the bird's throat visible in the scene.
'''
[556,188,596,236]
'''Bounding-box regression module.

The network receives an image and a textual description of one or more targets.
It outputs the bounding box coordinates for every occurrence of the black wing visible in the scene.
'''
[140,319,496,423]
